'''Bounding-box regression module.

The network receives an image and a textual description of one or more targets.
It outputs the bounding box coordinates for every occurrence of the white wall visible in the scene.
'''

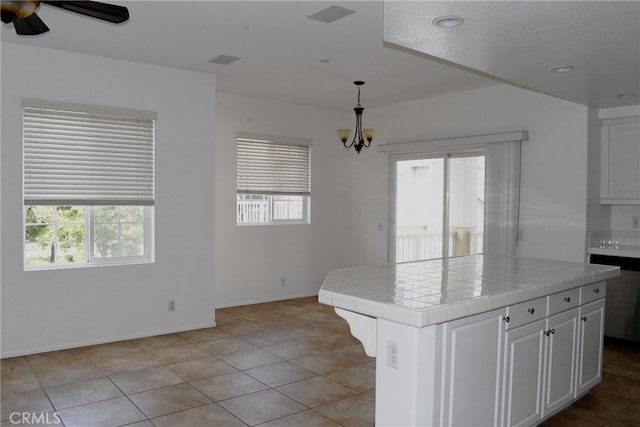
[346,84,591,264]
[213,92,353,308]
[1,43,216,357]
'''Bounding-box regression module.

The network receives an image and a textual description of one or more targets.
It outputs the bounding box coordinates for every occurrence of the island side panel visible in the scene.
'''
[375,318,441,426]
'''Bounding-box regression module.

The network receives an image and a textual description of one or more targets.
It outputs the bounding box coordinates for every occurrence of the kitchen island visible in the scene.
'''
[318,255,620,427]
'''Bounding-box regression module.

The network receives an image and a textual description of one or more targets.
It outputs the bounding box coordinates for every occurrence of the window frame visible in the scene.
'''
[22,99,156,270]
[390,150,486,263]
[24,205,154,270]
[236,133,312,226]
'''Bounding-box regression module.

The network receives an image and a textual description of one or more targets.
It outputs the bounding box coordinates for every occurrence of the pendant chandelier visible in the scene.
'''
[338,81,375,154]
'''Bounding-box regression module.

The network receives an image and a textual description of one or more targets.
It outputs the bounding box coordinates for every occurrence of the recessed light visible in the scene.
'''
[617,93,637,99]
[551,65,575,73]
[432,16,464,28]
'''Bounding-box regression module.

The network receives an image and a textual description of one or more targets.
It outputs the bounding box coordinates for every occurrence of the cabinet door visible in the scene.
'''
[542,308,579,416]
[441,309,505,427]
[576,299,605,395]
[502,319,545,427]
[608,121,640,200]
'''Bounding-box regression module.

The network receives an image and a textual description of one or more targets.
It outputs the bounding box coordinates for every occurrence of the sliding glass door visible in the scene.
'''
[393,154,485,263]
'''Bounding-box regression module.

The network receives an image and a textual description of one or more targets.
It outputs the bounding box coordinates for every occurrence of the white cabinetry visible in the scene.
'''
[601,116,640,204]
[502,318,545,426]
[576,297,606,395]
[501,289,579,427]
[442,285,604,427]
[440,309,505,427]
[542,307,579,416]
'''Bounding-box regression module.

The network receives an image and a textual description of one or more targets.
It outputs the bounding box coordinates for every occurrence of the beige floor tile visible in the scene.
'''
[258,410,341,427]
[0,389,54,421]
[176,327,232,343]
[276,376,357,408]
[596,371,640,398]
[214,311,246,326]
[128,383,211,418]
[262,339,321,359]
[82,341,142,359]
[151,402,246,427]
[130,333,189,351]
[0,357,31,374]
[165,356,237,381]
[32,359,104,388]
[244,361,316,387]
[218,389,306,425]
[218,321,270,337]
[290,353,350,375]
[146,344,210,365]
[325,364,376,392]
[217,348,282,370]
[572,389,636,417]
[108,366,183,394]
[44,376,122,409]
[92,352,160,375]
[195,337,255,356]
[190,371,269,401]
[541,406,610,426]
[315,394,376,427]
[1,370,41,395]
[618,401,640,422]
[57,396,145,427]
[602,419,640,427]
[239,329,293,347]
[121,421,155,427]
[26,348,88,369]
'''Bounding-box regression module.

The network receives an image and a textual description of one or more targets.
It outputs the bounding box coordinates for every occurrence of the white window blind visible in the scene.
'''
[237,133,311,196]
[23,99,156,206]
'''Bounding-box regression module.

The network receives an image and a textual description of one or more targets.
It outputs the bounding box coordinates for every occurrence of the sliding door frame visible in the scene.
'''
[388,149,484,264]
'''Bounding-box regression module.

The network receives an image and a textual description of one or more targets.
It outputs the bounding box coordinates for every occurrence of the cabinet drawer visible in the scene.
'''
[580,281,607,305]
[506,297,547,329]
[548,288,580,316]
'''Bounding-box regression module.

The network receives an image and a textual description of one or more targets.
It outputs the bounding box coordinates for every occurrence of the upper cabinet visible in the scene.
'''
[601,116,640,204]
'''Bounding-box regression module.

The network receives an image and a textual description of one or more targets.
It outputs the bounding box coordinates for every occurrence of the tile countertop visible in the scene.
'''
[318,254,620,328]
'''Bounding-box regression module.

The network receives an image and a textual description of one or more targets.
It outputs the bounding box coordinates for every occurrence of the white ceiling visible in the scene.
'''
[1,1,638,112]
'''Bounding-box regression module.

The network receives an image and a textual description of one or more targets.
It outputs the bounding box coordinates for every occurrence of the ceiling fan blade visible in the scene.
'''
[41,1,129,24]
[13,12,49,35]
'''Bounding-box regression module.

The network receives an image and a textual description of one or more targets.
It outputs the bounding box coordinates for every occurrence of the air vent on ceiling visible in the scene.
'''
[208,55,241,65]
[307,5,355,23]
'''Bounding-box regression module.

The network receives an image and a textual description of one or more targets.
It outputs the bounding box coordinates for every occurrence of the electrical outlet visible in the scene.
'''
[168,300,175,311]
[633,216,639,229]
[387,340,399,369]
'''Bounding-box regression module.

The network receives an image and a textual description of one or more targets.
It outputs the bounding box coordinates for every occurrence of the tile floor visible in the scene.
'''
[1,296,639,426]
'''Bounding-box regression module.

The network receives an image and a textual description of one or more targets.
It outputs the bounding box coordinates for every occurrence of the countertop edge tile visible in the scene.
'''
[319,256,620,328]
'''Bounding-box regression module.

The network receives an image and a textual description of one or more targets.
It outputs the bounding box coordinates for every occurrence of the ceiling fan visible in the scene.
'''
[1,1,129,35]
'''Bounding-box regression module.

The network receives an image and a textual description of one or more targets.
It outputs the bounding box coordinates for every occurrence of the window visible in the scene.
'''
[381,131,526,261]
[394,154,485,262]
[236,133,311,225]
[22,99,155,269]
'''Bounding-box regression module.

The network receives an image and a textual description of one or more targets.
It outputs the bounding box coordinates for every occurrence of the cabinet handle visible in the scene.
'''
[582,316,587,322]
[564,297,571,303]
[550,328,555,334]
[504,316,510,323]
[594,288,600,294]
[528,308,535,314]
[544,330,551,336]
